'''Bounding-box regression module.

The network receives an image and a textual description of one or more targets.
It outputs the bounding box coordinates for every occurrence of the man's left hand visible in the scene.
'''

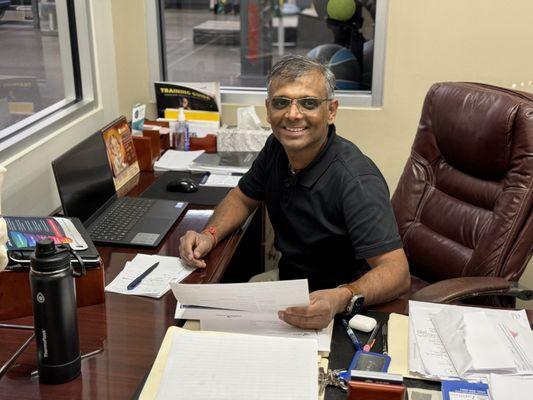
[278,288,349,330]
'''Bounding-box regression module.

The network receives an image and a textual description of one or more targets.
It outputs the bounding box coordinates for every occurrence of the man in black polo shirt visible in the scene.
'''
[179,55,410,329]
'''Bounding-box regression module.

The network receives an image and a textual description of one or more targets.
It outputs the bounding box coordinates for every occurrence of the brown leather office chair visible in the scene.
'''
[392,82,533,307]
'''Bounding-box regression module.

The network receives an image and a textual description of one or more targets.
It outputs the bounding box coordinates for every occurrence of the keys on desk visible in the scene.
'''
[318,367,348,396]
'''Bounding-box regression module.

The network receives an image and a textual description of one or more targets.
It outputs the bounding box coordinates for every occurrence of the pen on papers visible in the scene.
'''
[363,322,380,352]
[382,322,388,355]
[127,261,159,290]
[342,319,361,350]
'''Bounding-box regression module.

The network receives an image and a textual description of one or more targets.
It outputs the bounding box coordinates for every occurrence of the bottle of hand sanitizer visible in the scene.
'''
[175,107,189,150]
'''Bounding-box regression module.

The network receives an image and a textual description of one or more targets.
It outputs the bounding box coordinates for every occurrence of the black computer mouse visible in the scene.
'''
[166,178,199,193]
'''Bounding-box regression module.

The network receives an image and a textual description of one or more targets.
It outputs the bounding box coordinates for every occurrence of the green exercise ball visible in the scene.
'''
[326,0,356,22]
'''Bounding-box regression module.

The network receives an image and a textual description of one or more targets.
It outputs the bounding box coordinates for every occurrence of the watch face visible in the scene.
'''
[354,296,364,310]
[348,295,365,315]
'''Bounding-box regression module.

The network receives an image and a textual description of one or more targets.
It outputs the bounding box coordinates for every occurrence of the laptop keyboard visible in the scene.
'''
[88,197,155,242]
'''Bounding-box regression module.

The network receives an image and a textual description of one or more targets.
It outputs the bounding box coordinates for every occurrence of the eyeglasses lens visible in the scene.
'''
[270,97,323,112]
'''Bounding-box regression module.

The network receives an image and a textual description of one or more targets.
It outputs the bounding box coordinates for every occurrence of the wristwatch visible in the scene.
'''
[338,284,365,316]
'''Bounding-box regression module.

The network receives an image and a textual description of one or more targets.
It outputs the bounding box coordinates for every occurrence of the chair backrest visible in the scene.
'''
[392,82,533,286]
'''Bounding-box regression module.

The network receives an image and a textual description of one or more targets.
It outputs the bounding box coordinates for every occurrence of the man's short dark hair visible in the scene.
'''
[267,55,336,99]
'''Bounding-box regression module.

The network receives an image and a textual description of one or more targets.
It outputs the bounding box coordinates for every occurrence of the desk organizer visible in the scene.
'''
[0,263,105,320]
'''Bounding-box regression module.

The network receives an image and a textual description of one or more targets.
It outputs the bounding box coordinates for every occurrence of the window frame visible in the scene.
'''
[0,0,96,157]
[150,0,389,108]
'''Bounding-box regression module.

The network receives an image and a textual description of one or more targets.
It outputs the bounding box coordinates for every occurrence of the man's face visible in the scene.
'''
[266,71,338,157]
[110,135,120,155]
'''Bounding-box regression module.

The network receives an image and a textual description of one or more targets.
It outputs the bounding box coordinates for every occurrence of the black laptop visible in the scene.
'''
[51,130,188,248]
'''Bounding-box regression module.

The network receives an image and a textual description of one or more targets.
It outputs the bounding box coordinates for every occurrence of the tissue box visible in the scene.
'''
[217,126,270,152]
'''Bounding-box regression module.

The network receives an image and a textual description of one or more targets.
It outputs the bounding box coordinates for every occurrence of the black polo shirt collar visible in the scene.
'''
[296,124,338,189]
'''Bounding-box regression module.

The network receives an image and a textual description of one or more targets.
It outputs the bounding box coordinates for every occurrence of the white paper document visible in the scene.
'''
[489,373,533,400]
[408,301,533,381]
[200,173,242,187]
[432,308,515,378]
[200,314,332,353]
[170,280,333,353]
[170,279,310,312]
[105,254,195,298]
[153,149,204,171]
[156,329,318,400]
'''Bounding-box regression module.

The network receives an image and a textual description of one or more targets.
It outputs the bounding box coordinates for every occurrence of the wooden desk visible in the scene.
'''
[0,172,263,399]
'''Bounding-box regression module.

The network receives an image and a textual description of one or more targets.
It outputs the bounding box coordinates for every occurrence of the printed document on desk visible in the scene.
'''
[489,373,533,400]
[105,254,195,298]
[171,279,310,312]
[409,301,533,381]
[171,280,333,353]
[200,173,241,187]
[153,149,204,171]
[200,314,333,354]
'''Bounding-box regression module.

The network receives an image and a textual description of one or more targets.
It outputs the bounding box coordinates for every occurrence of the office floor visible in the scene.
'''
[163,8,314,87]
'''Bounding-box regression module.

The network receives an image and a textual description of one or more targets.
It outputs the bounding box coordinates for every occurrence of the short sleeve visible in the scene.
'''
[342,174,403,259]
[238,136,273,201]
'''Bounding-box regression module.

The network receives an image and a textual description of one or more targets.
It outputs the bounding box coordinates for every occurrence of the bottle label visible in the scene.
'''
[42,328,49,358]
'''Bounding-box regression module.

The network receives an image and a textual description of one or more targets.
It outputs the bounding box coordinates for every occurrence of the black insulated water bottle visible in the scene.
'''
[29,238,85,384]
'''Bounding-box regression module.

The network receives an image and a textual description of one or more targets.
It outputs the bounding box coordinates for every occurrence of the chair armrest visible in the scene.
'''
[411,276,533,304]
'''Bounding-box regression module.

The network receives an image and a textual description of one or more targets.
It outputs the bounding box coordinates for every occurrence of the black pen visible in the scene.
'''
[363,322,381,352]
[342,319,361,350]
[382,322,388,355]
[127,262,159,290]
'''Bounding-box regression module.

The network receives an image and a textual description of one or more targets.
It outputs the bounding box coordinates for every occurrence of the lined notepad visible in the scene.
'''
[145,327,318,400]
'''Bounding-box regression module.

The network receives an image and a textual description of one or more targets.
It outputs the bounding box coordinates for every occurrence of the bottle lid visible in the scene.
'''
[30,239,71,272]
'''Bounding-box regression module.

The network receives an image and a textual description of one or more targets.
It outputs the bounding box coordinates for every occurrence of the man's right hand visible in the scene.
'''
[178,230,215,268]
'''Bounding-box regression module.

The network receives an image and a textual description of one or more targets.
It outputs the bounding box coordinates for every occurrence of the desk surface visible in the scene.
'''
[1,173,531,399]
[0,172,262,400]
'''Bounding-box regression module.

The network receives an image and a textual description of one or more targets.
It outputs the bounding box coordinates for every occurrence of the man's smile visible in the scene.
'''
[282,126,308,136]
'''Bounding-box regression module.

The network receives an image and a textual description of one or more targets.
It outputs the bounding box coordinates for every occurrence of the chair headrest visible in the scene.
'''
[426,82,530,179]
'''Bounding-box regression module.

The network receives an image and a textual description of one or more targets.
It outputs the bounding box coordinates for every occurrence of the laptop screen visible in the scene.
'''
[52,131,116,224]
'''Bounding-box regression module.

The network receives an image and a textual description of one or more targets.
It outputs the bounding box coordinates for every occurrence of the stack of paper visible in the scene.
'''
[153,149,204,171]
[170,279,333,353]
[105,254,195,298]
[408,301,533,381]
[141,327,318,400]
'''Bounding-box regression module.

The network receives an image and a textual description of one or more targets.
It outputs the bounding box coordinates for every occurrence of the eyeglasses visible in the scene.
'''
[269,96,330,113]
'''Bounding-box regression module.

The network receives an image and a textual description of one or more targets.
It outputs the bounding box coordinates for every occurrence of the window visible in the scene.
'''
[0,0,87,151]
[159,0,387,107]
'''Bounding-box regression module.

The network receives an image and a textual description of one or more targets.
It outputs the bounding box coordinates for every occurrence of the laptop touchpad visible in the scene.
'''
[129,217,171,245]
[131,232,160,246]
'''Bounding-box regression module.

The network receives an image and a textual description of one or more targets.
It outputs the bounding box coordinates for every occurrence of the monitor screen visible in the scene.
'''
[52,131,116,224]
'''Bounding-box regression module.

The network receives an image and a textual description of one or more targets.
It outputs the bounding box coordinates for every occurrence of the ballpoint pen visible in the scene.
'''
[127,261,159,290]
[342,319,361,350]
[363,322,380,352]
[382,322,388,355]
